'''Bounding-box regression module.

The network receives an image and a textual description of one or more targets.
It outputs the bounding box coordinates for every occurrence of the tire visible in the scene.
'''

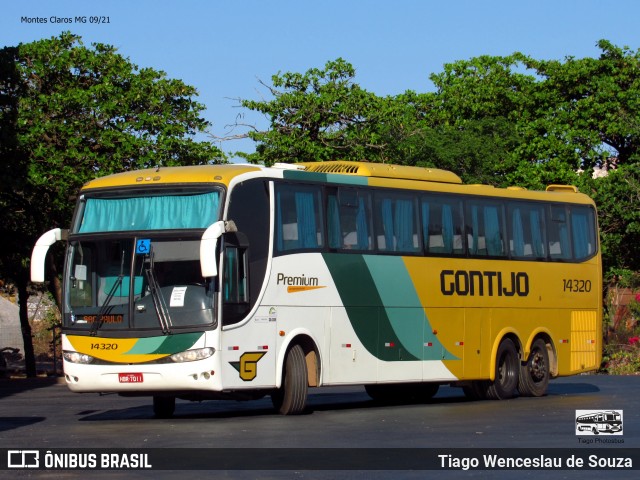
[485,338,519,400]
[271,344,308,415]
[518,338,550,397]
[153,396,176,419]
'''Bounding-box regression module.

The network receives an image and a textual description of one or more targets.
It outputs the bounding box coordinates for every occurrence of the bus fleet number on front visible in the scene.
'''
[563,279,592,293]
[90,343,118,350]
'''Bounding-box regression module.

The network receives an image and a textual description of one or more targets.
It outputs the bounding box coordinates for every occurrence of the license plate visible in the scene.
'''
[118,373,143,383]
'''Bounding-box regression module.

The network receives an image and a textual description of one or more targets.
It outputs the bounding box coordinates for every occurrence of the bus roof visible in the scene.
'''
[296,161,463,184]
[79,161,593,205]
[80,164,262,190]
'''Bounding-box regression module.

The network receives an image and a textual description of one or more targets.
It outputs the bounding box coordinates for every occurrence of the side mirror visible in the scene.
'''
[31,228,67,282]
[200,221,237,277]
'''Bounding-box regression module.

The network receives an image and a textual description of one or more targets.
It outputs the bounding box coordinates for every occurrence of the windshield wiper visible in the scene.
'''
[143,248,173,335]
[91,249,125,336]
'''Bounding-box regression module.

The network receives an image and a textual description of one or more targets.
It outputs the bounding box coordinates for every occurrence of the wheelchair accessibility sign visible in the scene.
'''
[135,239,151,255]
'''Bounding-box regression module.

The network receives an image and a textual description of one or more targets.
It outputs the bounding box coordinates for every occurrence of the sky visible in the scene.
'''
[2,0,640,161]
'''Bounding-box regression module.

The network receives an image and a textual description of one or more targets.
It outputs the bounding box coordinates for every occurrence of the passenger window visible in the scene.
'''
[374,192,420,253]
[466,201,506,257]
[422,196,464,255]
[223,246,248,304]
[508,203,546,259]
[327,188,373,251]
[548,206,571,260]
[570,206,596,260]
[275,184,324,253]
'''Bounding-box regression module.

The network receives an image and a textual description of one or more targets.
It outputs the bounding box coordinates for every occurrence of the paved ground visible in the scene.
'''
[0,374,638,479]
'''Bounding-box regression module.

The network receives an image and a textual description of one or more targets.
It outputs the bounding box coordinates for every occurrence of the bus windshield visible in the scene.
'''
[64,189,222,332]
[66,237,216,332]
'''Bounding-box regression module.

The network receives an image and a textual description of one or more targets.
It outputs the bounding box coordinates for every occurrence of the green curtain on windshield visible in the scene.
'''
[79,192,220,232]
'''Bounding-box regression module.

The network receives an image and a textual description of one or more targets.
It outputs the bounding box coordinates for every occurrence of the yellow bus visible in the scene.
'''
[31,161,601,417]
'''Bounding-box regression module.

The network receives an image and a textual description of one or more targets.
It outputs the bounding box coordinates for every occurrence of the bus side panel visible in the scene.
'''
[327,307,378,384]
[219,307,278,390]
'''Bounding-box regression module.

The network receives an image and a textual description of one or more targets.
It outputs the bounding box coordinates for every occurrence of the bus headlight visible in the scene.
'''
[63,351,95,364]
[169,347,215,363]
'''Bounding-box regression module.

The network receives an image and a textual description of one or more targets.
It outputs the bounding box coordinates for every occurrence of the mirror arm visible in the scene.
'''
[31,228,68,283]
[200,220,236,278]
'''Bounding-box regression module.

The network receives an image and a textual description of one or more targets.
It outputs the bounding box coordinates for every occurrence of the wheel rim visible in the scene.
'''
[529,350,547,383]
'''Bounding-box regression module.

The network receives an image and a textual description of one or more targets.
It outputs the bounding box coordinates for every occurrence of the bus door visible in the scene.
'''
[219,232,276,389]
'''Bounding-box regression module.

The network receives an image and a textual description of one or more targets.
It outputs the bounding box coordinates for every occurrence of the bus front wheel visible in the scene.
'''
[271,344,308,415]
[486,338,519,400]
[518,338,550,397]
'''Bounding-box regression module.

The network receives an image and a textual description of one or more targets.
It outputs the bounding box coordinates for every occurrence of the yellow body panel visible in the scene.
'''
[81,164,262,191]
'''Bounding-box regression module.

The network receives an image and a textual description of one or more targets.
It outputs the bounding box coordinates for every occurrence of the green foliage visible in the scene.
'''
[630,294,640,320]
[0,32,223,375]
[397,117,523,186]
[579,162,640,275]
[525,40,640,168]
[602,346,640,375]
[239,58,389,165]
[427,53,535,125]
[0,32,223,274]
[601,287,640,375]
[238,40,640,276]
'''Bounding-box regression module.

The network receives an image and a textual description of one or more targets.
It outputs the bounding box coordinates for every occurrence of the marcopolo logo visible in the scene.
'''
[576,410,623,436]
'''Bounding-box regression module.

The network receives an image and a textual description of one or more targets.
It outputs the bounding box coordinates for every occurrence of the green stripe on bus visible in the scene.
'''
[323,253,458,362]
[323,253,419,361]
[125,332,203,355]
[363,256,458,361]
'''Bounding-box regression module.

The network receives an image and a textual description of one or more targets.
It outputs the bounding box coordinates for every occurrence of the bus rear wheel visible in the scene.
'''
[153,396,176,419]
[518,338,550,397]
[485,338,519,400]
[271,344,308,415]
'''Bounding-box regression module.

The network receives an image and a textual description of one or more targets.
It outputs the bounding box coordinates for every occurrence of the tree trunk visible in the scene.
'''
[17,272,37,377]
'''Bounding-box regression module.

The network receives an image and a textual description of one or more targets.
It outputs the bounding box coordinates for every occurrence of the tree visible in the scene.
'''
[402,117,523,185]
[239,58,409,165]
[427,53,535,126]
[0,32,223,376]
[237,43,640,277]
[523,40,640,169]
[579,161,640,278]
